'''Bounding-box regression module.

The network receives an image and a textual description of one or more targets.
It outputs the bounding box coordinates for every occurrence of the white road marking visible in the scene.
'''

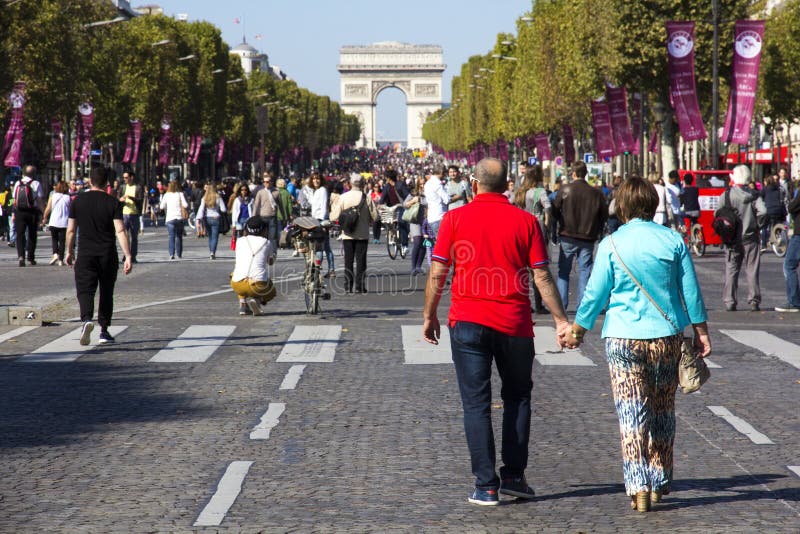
[149,325,236,363]
[193,461,253,527]
[18,326,128,363]
[533,327,596,366]
[719,329,800,370]
[276,325,341,363]
[788,466,800,479]
[0,326,37,344]
[704,358,722,369]
[708,406,774,445]
[279,365,307,390]
[402,325,451,364]
[249,403,286,440]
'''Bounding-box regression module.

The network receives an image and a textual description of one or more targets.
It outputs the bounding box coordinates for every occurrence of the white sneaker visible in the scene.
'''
[49,254,59,265]
[292,250,299,257]
[401,246,408,256]
[247,298,263,316]
[79,321,94,346]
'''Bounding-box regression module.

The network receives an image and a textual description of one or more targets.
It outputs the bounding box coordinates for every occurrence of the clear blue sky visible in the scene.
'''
[146,0,533,141]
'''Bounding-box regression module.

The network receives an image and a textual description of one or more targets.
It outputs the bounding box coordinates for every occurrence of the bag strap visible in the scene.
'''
[608,236,680,332]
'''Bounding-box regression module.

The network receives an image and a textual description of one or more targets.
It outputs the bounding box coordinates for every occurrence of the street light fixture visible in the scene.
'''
[151,39,172,47]
[83,16,127,29]
[212,68,224,74]
[501,40,515,46]
[492,54,518,61]
[178,54,196,61]
[226,78,243,84]
[520,16,533,23]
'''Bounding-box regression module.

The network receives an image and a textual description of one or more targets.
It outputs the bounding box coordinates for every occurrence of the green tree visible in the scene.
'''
[763,0,800,122]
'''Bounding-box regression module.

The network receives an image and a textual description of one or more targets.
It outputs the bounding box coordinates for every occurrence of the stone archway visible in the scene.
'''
[338,42,445,149]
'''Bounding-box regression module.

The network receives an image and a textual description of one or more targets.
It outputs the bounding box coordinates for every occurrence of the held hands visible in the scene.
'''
[423,316,441,345]
[556,321,583,350]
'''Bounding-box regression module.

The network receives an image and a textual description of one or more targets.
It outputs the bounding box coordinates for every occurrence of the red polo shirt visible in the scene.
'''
[431,193,549,337]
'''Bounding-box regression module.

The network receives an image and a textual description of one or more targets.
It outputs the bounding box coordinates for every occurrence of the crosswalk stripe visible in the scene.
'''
[533,327,596,366]
[193,461,253,527]
[708,406,774,445]
[0,326,37,344]
[279,365,307,390]
[402,325,451,364]
[276,325,341,363]
[720,329,800,370]
[789,466,800,479]
[704,358,722,369]
[149,325,236,363]
[250,403,285,440]
[18,326,128,363]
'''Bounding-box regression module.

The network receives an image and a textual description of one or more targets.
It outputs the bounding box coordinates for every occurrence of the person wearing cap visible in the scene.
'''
[330,174,378,293]
[230,216,277,315]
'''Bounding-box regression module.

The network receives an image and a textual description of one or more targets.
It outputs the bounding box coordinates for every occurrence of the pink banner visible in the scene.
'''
[131,120,142,164]
[648,127,659,154]
[187,134,197,164]
[122,120,134,163]
[50,119,63,162]
[563,125,575,163]
[606,84,637,154]
[158,117,172,166]
[2,83,26,167]
[721,20,766,145]
[534,133,551,161]
[72,102,94,163]
[191,134,203,163]
[631,93,642,155]
[666,21,708,142]
[591,100,616,159]
[216,138,225,163]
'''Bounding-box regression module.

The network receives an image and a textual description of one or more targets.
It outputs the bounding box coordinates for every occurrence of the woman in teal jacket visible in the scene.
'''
[570,176,712,512]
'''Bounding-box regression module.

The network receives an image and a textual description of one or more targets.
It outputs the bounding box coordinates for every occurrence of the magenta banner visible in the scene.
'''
[648,127,659,154]
[563,125,575,163]
[534,133,551,161]
[591,100,616,159]
[158,117,172,166]
[131,120,142,164]
[721,20,766,145]
[631,93,642,155]
[72,102,95,163]
[2,82,26,167]
[191,134,203,163]
[122,120,140,163]
[50,119,63,162]
[605,84,637,154]
[666,21,707,142]
[216,137,225,163]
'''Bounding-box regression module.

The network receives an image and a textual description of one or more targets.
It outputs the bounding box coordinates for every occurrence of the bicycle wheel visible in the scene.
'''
[690,224,706,257]
[772,224,788,257]
[304,265,321,314]
[186,211,196,229]
[386,227,398,260]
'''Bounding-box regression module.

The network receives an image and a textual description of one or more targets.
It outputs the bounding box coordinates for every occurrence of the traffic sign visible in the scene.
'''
[528,156,538,165]
[583,153,594,164]
[603,155,612,163]
[555,156,564,167]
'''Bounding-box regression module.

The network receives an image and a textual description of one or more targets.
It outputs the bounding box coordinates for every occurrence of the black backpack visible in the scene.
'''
[14,181,35,211]
[712,190,740,245]
[338,191,366,233]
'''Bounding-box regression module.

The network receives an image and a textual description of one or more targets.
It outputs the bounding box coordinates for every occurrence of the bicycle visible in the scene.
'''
[287,216,331,315]
[767,221,788,257]
[328,222,344,257]
[379,205,406,260]
[681,216,706,257]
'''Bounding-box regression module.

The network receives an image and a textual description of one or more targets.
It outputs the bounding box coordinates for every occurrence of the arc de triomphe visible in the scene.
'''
[338,42,445,149]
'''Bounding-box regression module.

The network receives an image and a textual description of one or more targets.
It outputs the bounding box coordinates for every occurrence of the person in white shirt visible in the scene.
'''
[309,173,335,277]
[230,216,277,316]
[665,170,683,230]
[159,180,189,259]
[196,184,227,259]
[648,173,672,227]
[12,165,45,266]
[424,164,451,239]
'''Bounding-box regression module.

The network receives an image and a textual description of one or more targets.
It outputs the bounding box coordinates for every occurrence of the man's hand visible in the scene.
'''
[65,251,74,267]
[423,316,441,345]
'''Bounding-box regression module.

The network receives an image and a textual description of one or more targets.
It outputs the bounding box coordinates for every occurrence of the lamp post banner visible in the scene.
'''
[131,120,142,164]
[50,120,63,162]
[563,125,576,163]
[216,138,225,163]
[3,83,26,167]
[591,100,616,159]
[648,127,659,154]
[72,102,94,163]
[721,20,766,145]
[605,84,637,153]
[534,132,551,161]
[631,93,642,155]
[192,134,203,164]
[158,117,171,166]
[665,21,707,142]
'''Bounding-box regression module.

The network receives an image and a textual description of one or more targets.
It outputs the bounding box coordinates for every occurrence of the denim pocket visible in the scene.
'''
[451,321,484,346]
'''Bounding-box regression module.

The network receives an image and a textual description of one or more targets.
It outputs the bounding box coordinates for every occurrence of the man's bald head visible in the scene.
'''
[475,158,507,193]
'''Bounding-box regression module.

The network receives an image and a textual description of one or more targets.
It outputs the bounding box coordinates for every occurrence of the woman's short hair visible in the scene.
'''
[615,176,659,223]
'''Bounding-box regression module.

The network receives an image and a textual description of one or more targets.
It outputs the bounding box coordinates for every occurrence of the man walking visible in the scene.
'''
[719,165,766,311]
[12,165,45,266]
[119,171,143,263]
[330,175,378,293]
[66,166,132,345]
[551,161,607,311]
[252,174,280,243]
[777,185,800,312]
[447,165,471,210]
[423,164,450,241]
[423,158,575,506]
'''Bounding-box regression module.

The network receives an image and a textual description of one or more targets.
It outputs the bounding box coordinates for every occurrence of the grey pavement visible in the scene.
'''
[0,228,798,532]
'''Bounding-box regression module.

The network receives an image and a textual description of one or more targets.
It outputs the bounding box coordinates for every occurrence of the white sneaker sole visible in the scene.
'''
[247,299,263,316]
[468,497,500,506]
[79,323,94,346]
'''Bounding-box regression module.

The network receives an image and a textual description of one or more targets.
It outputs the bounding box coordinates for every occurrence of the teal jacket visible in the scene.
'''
[575,219,707,339]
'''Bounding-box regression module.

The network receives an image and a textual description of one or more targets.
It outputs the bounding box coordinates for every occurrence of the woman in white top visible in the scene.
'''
[648,173,672,227]
[309,173,335,277]
[231,185,254,238]
[42,180,71,266]
[159,180,189,259]
[196,184,227,259]
[230,216,277,316]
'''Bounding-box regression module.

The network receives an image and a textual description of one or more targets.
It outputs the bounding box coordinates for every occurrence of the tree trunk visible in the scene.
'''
[660,112,678,179]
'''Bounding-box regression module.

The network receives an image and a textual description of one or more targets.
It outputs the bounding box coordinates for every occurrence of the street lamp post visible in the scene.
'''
[711,0,720,169]
[776,124,785,175]
[652,102,666,180]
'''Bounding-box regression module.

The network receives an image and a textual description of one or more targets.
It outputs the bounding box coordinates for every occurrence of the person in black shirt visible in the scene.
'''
[65,166,132,345]
[379,169,410,253]
[680,173,701,227]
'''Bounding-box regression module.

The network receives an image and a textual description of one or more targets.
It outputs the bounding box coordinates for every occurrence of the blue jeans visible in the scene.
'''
[206,217,220,254]
[450,321,534,490]
[557,238,595,311]
[783,235,800,307]
[264,215,279,243]
[123,214,139,260]
[166,219,184,258]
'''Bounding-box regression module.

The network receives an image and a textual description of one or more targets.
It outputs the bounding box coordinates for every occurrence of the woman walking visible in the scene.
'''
[514,166,551,314]
[160,181,189,260]
[231,184,253,239]
[42,181,71,266]
[370,182,383,244]
[570,177,712,512]
[404,176,427,275]
[196,183,227,259]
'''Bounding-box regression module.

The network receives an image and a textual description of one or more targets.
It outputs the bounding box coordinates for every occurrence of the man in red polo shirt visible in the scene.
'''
[423,157,576,506]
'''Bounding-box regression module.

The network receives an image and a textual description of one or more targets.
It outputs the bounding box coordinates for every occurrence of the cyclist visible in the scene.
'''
[761,174,786,251]
[380,169,409,256]
[680,173,701,228]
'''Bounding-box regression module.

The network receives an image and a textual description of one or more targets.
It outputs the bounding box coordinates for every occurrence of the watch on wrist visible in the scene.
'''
[571,328,584,341]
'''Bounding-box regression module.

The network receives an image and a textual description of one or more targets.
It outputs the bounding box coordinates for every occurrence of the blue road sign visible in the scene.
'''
[583,153,594,164]
[528,156,538,165]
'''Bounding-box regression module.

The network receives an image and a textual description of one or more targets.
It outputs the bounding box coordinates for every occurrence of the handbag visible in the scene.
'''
[219,213,231,235]
[230,233,237,251]
[609,236,709,394]
[402,201,420,223]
